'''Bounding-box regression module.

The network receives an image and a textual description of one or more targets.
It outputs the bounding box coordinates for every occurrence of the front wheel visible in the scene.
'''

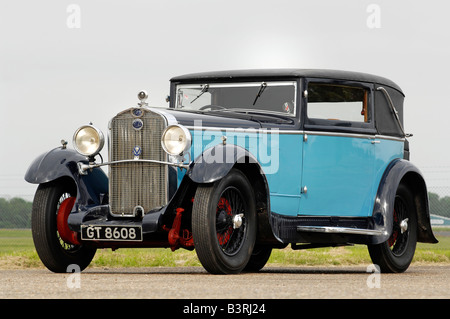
[368,184,417,273]
[31,181,96,273]
[192,169,257,274]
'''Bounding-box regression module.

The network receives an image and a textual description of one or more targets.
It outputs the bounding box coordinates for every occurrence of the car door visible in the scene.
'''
[298,80,378,217]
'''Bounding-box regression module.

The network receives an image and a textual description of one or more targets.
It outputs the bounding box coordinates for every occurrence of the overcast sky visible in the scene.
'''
[1,0,450,200]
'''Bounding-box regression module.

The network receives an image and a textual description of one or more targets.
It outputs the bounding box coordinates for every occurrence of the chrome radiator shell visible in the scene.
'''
[108,108,168,216]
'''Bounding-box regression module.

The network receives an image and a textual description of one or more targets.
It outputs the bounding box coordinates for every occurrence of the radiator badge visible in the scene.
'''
[132,118,143,130]
[133,146,142,160]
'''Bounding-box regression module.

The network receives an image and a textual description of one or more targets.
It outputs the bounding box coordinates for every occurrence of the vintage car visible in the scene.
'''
[25,69,438,274]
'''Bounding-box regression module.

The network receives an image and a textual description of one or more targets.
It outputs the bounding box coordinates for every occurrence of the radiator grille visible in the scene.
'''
[109,108,167,216]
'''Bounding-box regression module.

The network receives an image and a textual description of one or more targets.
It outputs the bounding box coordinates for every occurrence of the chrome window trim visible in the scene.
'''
[376,86,406,137]
[175,81,298,117]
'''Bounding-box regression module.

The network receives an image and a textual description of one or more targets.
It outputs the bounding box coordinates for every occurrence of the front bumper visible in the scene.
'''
[68,204,166,236]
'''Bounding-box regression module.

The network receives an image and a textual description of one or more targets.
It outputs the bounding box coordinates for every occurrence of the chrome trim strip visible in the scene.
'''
[78,159,189,174]
[184,126,405,142]
[297,225,387,236]
[305,131,405,142]
[374,134,405,142]
[178,81,297,88]
[185,126,285,133]
[304,130,370,140]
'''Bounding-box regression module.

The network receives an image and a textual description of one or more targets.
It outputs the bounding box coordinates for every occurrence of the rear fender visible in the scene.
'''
[371,159,438,244]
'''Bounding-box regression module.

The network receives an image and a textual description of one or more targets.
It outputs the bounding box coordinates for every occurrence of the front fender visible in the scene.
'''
[25,147,87,184]
[371,159,438,244]
[25,147,108,208]
[187,144,260,183]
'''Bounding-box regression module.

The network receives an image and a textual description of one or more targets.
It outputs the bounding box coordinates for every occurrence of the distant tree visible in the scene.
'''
[0,197,33,228]
[428,192,450,218]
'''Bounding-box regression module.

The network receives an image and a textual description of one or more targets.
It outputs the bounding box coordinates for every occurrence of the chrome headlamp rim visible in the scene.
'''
[161,124,192,156]
[72,124,105,157]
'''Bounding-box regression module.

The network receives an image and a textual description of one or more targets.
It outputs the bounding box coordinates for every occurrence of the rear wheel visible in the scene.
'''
[244,245,272,272]
[31,180,96,273]
[192,169,257,274]
[368,184,417,273]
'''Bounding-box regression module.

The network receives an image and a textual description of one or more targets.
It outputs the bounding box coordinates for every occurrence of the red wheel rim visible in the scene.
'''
[217,197,233,246]
[56,196,80,245]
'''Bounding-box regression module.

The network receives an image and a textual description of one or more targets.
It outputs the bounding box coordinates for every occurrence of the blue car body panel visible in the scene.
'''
[299,133,404,217]
[186,128,404,219]
[186,128,304,216]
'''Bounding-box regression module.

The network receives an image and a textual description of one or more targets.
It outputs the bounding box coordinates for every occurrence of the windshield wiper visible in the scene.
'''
[190,84,209,104]
[252,82,267,105]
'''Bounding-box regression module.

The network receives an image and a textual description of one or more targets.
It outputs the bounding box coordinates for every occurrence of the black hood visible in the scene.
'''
[160,108,293,129]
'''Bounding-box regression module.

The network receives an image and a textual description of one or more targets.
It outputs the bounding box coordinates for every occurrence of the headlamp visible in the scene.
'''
[73,124,105,157]
[161,125,191,156]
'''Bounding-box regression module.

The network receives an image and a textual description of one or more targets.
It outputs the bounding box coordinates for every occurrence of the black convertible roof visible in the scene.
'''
[171,69,403,94]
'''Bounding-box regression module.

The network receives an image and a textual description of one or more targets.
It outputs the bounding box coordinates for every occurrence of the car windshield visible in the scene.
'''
[175,81,297,116]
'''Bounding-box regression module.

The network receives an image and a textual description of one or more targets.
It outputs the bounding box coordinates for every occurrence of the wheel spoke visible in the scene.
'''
[56,193,80,252]
[390,195,410,256]
[215,187,247,256]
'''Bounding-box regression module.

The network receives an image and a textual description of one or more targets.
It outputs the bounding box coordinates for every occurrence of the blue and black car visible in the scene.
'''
[25,69,438,274]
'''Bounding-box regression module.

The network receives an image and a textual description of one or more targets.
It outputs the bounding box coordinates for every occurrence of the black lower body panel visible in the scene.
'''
[269,212,376,245]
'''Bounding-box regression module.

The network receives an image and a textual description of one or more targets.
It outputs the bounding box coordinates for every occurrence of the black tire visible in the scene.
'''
[368,184,417,273]
[192,169,257,274]
[31,181,96,273]
[244,245,272,272]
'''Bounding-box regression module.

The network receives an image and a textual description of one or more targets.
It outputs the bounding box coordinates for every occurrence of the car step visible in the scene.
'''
[297,225,386,236]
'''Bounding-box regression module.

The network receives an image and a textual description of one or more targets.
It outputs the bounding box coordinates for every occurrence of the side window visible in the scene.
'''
[307,83,370,124]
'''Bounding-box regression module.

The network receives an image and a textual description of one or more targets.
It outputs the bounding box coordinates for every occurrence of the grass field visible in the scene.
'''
[1,229,449,269]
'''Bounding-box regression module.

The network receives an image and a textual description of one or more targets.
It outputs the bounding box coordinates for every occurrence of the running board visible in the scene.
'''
[297,226,386,236]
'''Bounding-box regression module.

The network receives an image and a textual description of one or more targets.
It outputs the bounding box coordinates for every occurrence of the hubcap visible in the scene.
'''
[400,218,409,234]
[388,196,410,257]
[233,214,243,229]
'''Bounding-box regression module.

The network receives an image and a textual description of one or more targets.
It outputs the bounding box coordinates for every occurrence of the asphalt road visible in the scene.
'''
[1,264,449,300]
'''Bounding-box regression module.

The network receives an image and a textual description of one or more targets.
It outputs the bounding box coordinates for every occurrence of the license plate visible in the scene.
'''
[81,225,142,241]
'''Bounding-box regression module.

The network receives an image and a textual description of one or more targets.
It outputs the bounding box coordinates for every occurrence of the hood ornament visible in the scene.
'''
[137,90,148,107]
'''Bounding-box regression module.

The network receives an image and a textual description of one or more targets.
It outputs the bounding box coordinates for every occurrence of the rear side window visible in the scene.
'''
[307,83,370,124]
